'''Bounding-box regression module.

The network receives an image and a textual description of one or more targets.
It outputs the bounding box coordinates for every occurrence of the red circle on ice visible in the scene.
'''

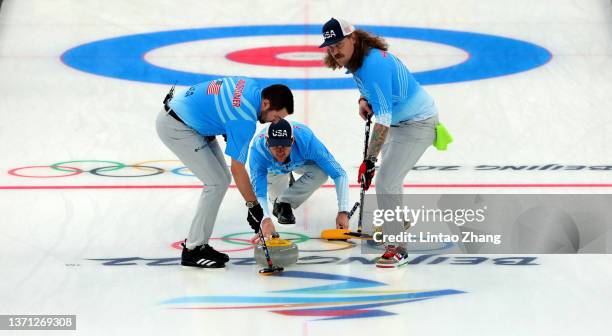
[225,46,325,67]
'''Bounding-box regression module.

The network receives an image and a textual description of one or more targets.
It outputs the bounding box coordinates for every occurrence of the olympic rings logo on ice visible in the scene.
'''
[7,160,197,178]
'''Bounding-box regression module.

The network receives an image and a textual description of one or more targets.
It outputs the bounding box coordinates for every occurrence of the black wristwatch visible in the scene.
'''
[245,200,259,208]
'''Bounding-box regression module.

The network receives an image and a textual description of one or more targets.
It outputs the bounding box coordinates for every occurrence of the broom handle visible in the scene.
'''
[258,229,274,267]
[357,115,372,233]
[348,201,360,219]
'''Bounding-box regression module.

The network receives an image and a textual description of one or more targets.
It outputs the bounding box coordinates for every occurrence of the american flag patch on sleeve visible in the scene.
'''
[207,80,223,95]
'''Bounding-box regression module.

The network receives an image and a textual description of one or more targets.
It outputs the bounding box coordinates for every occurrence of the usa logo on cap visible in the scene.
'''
[319,18,355,48]
[267,119,294,147]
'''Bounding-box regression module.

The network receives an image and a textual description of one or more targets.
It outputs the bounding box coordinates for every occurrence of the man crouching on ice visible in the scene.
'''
[249,119,350,243]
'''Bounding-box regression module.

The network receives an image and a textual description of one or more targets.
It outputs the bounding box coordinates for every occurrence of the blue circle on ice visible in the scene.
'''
[61,24,551,89]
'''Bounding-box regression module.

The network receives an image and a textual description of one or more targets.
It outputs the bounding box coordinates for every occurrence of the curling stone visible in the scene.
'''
[254,236,298,267]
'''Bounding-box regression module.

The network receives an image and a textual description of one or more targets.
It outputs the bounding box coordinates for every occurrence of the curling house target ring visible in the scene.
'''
[226,46,325,67]
[61,24,552,89]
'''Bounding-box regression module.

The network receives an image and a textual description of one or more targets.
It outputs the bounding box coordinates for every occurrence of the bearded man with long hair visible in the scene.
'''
[320,18,440,268]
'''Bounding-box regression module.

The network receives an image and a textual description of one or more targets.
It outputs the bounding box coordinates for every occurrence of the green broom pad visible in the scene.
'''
[434,122,453,151]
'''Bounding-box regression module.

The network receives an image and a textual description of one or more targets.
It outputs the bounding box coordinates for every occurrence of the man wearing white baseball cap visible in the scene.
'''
[320,18,441,268]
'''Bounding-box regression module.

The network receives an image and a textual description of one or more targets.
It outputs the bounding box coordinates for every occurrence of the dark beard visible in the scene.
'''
[258,108,271,123]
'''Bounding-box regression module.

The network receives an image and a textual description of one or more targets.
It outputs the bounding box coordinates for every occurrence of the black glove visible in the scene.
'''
[247,203,264,233]
[358,159,376,190]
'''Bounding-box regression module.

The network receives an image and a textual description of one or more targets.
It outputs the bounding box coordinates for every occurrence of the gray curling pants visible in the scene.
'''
[155,109,232,250]
[376,115,438,248]
[267,164,329,210]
